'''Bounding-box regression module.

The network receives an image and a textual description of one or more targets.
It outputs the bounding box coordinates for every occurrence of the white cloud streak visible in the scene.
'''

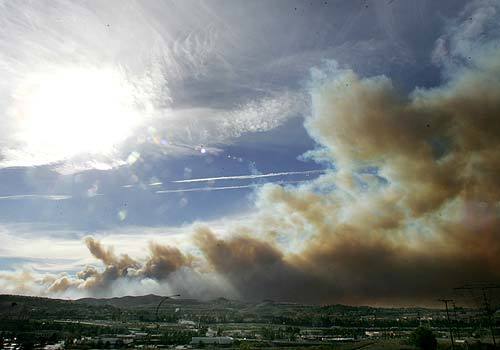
[170,169,325,184]
[156,184,258,194]
[156,180,307,194]
[0,194,72,201]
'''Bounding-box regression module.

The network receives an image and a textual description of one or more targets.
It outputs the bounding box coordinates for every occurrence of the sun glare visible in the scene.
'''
[11,66,145,163]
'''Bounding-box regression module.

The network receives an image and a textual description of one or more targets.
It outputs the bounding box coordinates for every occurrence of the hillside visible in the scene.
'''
[0,294,121,320]
[0,293,447,327]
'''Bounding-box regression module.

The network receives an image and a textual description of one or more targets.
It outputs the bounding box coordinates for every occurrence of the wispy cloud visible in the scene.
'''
[0,2,307,171]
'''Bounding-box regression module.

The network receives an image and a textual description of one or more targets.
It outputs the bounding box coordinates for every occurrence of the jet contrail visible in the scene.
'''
[155,180,306,194]
[0,194,72,200]
[170,169,325,184]
[120,169,325,188]
[156,185,256,194]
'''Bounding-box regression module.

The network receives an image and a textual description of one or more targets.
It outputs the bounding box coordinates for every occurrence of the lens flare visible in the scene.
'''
[8,65,147,164]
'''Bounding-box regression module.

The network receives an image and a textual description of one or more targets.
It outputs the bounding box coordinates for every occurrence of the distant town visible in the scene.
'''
[0,294,498,349]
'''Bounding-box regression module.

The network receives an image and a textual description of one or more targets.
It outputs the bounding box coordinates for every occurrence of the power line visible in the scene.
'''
[455,283,500,347]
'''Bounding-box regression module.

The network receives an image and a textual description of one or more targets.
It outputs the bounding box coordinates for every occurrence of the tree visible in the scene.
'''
[239,342,251,350]
[409,327,437,350]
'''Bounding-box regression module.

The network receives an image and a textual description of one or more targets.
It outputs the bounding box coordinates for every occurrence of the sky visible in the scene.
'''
[0,0,499,307]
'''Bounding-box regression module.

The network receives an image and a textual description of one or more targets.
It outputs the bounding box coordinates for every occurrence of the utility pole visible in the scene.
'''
[455,283,500,347]
[452,301,460,340]
[452,301,458,321]
[438,299,455,350]
[156,294,181,323]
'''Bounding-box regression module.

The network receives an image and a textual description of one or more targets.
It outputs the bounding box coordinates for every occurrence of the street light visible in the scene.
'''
[156,294,181,322]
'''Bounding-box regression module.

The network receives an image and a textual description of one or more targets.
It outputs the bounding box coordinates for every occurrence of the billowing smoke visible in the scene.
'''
[29,238,193,296]
[5,0,500,305]
[78,237,140,291]
[140,242,193,280]
[193,0,500,305]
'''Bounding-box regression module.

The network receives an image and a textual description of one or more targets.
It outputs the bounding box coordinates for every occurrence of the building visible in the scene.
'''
[190,336,234,345]
[206,328,217,337]
[179,319,197,327]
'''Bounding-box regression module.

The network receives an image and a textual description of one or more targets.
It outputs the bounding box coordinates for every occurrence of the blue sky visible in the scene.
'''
[1,0,499,305]
[0,0,461,227]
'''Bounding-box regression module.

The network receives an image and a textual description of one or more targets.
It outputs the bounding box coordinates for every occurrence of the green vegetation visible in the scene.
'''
[409,327,437,350]
[0,294,498,349]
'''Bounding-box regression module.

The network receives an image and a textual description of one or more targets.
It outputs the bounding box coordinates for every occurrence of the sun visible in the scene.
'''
[10,65,146,164]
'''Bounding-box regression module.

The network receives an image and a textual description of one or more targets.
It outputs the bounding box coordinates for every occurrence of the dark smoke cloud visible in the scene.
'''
[140,242,194,280]
[80,237,141,290]
[187,1,500,304]
[193,227,316,302]
[85,237,139,270]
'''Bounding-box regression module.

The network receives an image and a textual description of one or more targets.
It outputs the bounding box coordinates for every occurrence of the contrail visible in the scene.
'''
[155,180,306,194]
[170,169,325,184]
[0,194,72,201]
[156,185,256,194]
